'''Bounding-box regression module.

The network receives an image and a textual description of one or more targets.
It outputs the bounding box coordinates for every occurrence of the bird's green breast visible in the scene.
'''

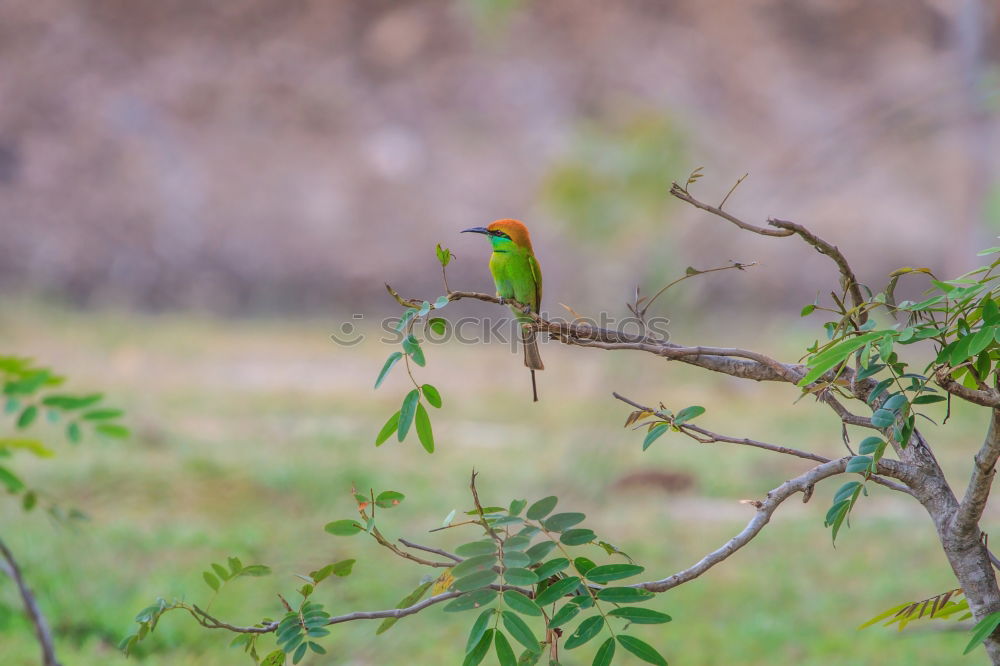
[489,247,539,313]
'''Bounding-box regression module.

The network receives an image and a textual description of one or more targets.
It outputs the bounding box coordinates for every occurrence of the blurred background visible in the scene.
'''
[4,0,1000,664]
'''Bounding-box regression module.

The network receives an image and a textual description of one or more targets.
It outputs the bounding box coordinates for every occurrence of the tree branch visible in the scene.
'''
[398,538,462,563]
[668,183,793,237]
[612,392,913,495]
[0,536,60,666]
[953,409,1000,536]
[634,459,852,593]
[935,367,1000,407]
[668,182,866,323]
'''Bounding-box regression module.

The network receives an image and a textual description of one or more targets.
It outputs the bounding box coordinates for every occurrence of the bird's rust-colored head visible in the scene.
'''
[462,218,534,252]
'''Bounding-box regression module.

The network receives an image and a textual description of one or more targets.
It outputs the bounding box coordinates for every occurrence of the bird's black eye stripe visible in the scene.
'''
[490,231,511,240]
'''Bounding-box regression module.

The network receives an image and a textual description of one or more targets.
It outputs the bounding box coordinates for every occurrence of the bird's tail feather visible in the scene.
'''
[521,327,544,371]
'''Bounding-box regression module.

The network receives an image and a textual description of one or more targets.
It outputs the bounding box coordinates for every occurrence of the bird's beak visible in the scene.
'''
[461,226,490,235]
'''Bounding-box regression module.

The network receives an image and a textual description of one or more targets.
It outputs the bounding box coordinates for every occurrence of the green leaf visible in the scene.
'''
[800,304,816,316]
[330,559,354,577]
[452,554,497,579]
[913,394,947,404]
[375,490,405,508]
[456,540,498,557]
[964,611,1000,655]
[0,466,25,493]
[415,403,435,453]
[845,456,873,474]
[429,318,448,336]
[525,541,557,564]
[833,481,862,505]
[502,611,539,653]
[858,437,884,455]
[375,352,403,389]
[592,637,616,666]
[642,424,669,451]
[454,569,499,592]
[402,335,426,366]
[261,650,285,666]
[607,607,672,624]
[463,628,493,666]
[436,244,452,267]
[503,568,539,586]
[543,513,585,532]
[501,551,531,568]
[495,630,517,666]
[434,296,450,308]
[292,642,308,664]
[397,389,420,441]
[534,577,581,606]
[422,384,443,408]
[509,498,527,516]
[596,587,655,604]
[882,394,908,412]
[585,564,646,583]
[66,421,81,444]
[533,558,570,580]
[547,603,580,628]
[375,411,400,446]
[526,496,558,520]
[871,409,895,428]
[212,562,230,581]
[418,301,432,316]
[377,581,433,635]
[324,519,363,536]
[505,535,532,551]
[564,615,604,650]
[444,589,498,613]
[573,557,596,576]
[466,609,495,653]
[503,590,542,617]
[673,405,705,425]
[396,308,417,332]
[616,635,667,665]
[203,571,220,591]
[96,423,130,439]
[16,405,37,429]
[560,529,596,546]
[798,331,885,386]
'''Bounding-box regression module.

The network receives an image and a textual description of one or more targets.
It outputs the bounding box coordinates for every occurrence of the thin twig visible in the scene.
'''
[612,392,913,495]
[0,536,60,666]
[631,459,856,592]
[398,538,462,563]
[669,182,793,237]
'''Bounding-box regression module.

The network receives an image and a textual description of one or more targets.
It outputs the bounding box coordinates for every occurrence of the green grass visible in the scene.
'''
[0,303,992,665]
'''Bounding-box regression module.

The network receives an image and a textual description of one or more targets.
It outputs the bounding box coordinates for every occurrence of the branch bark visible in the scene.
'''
[0,536,60,666]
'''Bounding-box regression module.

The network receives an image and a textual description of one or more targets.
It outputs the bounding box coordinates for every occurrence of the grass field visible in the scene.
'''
[0,302,994,665]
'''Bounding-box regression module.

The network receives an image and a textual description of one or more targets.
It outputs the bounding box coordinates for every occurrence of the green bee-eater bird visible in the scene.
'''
[462,219,544,402]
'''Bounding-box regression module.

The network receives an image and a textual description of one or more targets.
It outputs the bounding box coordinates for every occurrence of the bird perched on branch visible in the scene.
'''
[462,219,544,402]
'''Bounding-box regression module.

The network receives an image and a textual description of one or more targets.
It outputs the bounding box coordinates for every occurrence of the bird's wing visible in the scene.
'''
[528,253,542,312]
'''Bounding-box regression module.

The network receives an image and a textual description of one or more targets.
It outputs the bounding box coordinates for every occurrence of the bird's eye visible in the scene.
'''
[494,232,510,240]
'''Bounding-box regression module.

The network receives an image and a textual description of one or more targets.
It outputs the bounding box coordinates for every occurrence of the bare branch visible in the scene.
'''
[669,182,793,237]
[767,218,867,323]
[398,538,462,563]
[0,537,60,666]
[633,459,851,593]
[667,182,866,322]
[953,409,1000,536]
[612,392,913,495]
[935,367,1000,407]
